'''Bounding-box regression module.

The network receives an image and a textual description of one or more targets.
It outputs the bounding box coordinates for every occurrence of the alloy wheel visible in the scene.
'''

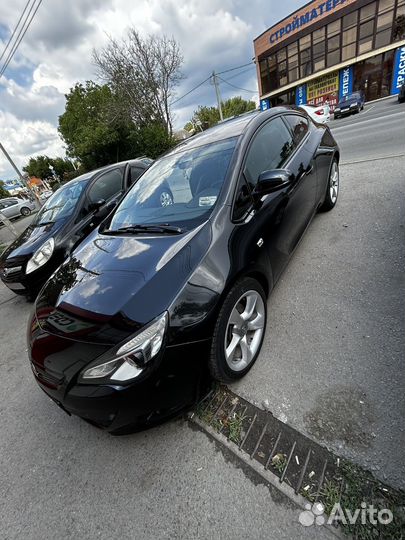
[160,191,173,207]
[224,290,265,372]
[329,161,339,204]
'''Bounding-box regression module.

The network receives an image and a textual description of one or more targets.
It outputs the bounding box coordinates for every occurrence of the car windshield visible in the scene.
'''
[33,178,88,225]
[108,137,238,232]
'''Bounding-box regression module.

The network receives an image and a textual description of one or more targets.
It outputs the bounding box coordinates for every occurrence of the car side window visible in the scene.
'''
[283,115,309,146]
[244,117,294,189]
[129,166,145,186]
[88,169,123,203]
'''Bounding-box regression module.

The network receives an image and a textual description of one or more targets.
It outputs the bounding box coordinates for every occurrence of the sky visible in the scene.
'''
[0,0,299,179]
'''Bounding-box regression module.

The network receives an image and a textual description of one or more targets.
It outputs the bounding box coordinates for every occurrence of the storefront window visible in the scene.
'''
[393,5,405,40]
[300,48,312,78]
[327,20,341,37]
[327,49,341,67]
[343,10,358,29]
[288,41,298,57]
[378,0,395,13]
[342,43,357,61]
[312,27,325,44]
[277,48,287,62]
[377,9,394,29]
[360,2,376,22]
[343,26,357,45]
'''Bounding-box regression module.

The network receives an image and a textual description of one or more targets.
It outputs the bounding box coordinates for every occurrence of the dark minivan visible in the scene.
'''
[0,158,162,297]
[28,107,340,434]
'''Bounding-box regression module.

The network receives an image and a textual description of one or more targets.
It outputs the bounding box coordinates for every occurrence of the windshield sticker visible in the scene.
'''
[199,196,217,207]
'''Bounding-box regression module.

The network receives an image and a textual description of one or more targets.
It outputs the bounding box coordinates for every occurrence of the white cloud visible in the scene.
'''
[0,0,299,178]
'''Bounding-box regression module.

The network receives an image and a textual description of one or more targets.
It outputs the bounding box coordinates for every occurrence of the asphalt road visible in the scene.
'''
[0,96,403,539]
[234,96,405,490]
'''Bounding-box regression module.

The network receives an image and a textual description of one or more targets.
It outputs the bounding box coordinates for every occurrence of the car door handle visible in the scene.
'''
[297,164,313,182]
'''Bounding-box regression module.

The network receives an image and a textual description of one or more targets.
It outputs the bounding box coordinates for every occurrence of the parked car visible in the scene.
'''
[39,190,53,201]
[27,107,340,434]
[0,197,36,223]
[0,158,158,298]
[334,92,365,118]
[398,82,405,103]
[299,103,330,123]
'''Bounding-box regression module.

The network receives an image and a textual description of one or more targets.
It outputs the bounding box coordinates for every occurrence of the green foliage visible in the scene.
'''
[185,96,256,131]
[23,155,75,183]
[58,81,175,171]
[0,181,10,199]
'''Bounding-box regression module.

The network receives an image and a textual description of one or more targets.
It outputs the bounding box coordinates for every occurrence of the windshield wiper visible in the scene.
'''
[104,223,184,235]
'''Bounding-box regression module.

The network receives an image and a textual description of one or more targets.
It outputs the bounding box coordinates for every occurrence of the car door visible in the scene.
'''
[233,114,317,283]
[69,168,125,250]
[128,165,146,188]
[1,199,19,219]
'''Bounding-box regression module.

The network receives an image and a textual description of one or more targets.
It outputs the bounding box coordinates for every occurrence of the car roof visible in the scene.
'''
[165,107,299,156]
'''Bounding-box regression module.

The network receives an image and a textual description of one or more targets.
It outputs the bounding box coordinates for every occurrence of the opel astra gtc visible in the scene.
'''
[28,107,339,434]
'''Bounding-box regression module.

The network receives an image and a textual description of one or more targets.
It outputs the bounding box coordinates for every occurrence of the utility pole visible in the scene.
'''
[212,71,224,122]
[0,140,39,202]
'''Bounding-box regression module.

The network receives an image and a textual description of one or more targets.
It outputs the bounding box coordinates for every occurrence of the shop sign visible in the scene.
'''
[339,66,354,100]
[307,71,339,109]
[295,84,307,106]
[260,98,271,111]
[391,46,405,95]
[269,0,351,45]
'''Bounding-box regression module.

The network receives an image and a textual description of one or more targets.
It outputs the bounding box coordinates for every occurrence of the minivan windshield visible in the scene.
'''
[107,137,237,232]
[33,178,88,226]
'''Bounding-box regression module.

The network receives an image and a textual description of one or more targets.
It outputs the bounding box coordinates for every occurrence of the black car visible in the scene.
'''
[334,91,365,119]
[0,157,173,298]
[398,82,405,103]
[28,107,340,434]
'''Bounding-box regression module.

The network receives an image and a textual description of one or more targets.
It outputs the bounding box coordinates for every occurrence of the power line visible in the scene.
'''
[216,62,254,76]
[0,0,32,64]
[170,74,212,105]
[0,0,43,78]
[217,75,257,94]
[225,65,256,82]
[170,61,256,107]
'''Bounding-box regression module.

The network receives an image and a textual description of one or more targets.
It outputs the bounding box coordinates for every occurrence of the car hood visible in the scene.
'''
[338,98,358,107]
[34,222,212,345]
[0,218,68,263]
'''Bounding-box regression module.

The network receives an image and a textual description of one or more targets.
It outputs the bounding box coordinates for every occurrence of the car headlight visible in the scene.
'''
[350,103,357,107]
[334,107,340,112]
[26,238,55,274]
[81,311,168,382]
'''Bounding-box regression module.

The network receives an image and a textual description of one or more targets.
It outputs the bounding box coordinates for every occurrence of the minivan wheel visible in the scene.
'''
[319,159,339,212]
[20,207,31,216]
[209,277,267,383]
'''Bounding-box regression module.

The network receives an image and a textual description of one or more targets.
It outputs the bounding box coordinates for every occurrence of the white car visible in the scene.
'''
[299,103,330,124]
[39,190,53,201]
[0,198,36,223]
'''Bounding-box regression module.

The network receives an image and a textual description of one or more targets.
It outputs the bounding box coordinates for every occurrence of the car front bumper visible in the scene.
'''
[29,321,211,433]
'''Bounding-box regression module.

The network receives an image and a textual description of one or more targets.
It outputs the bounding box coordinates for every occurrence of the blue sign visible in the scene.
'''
[339,65,354,100]
[269,0,349,44]
[391,45,405,95]
[295,84,307,106]
[260,98,270,111]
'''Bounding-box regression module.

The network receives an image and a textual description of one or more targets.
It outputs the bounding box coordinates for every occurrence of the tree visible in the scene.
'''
[93,29,183,135]
[23,155,75,183]
[185,96,256,131]
[0,181,10,199]
[58,82,133,170]
[58,81,176,171]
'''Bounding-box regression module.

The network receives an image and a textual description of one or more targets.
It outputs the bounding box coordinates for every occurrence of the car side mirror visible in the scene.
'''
[88,198,106,212]
[252,169,292,199]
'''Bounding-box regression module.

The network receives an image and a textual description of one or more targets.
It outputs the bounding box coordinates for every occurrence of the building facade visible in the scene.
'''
[254,0,405,110]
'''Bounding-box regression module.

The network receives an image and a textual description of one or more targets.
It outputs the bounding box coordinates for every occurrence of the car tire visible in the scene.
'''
[319,158,339,212]
[208,277,267,383]
[158,189,173,207]
[20,207,31,216]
